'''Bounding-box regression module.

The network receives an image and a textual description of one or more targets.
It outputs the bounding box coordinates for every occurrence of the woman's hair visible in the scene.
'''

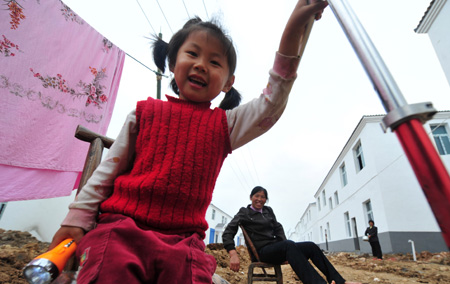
[250,186,268,200]
[151,16,242,110]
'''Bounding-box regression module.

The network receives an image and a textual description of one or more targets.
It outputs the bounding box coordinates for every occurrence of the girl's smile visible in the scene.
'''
[172,30,234,103]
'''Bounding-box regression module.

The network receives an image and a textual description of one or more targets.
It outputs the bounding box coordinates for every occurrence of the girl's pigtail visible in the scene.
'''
[152,36,169,73]
[153,36,180,94]
[218,87,242,110]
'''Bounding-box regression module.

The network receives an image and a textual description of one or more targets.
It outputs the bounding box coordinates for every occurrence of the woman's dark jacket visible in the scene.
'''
[364,226,379,242]
[222,205,286,253]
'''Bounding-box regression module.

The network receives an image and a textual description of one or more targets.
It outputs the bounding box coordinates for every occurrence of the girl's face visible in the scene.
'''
[250,190,267,210]
[171,30,235,103]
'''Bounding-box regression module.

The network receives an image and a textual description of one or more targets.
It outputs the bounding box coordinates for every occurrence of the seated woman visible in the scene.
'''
[222,186,361,284]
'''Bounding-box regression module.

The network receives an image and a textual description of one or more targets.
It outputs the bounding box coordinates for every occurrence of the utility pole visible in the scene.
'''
[156,32,163,100]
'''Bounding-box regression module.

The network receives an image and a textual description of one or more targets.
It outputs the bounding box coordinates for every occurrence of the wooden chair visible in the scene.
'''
[239,224,283,284]
[73,125,115,195]
[53,125,115,284]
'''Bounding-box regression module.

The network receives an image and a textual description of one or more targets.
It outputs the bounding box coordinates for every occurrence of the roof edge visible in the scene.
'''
[415,0,446,33]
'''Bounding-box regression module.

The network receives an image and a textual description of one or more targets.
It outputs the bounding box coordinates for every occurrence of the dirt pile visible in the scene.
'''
[205,243,450,284]
[206,243,252,284]
[1,228,450,284]
[0,229,48,284]
[326,251,450,284]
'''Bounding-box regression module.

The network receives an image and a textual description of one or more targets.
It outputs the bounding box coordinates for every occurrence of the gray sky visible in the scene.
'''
[64,0,450,232]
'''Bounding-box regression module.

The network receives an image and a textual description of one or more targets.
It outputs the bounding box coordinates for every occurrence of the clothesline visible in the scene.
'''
[125,52,168,78]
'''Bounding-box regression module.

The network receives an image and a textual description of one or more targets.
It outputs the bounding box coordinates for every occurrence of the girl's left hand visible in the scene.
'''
[309,0,328,20]
[278,0,328,56]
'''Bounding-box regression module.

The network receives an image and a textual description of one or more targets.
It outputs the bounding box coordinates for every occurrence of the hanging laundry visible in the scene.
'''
[0,0,125,201]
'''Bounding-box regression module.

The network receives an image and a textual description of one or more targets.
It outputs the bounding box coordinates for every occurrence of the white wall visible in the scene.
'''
[0,190,77,242]
[427,0,450,86]
[376,117,450,232]
[296,114,450,247]
[293,203,317,242]
[377,155,440,231]
[205,204,240,245]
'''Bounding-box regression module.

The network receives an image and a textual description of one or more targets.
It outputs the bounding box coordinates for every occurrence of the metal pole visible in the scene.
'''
[326,0,406,112]
[408,240,417,261]
[327,0,450,249]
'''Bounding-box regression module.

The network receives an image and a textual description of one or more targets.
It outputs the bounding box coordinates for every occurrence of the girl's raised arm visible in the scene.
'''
[278,0,328,57]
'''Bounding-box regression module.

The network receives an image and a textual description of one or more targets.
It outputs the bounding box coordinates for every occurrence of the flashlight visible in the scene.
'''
[23,239,77,284]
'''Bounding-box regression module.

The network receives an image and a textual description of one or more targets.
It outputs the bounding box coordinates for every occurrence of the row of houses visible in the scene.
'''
[288,113,450,254]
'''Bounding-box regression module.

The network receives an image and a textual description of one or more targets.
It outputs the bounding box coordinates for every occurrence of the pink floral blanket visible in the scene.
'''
[0,0,125,201]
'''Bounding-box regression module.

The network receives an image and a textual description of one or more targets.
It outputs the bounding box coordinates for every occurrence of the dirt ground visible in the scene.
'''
[1,228,450,284]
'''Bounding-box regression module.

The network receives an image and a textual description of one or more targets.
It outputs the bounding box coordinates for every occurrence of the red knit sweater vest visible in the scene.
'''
[100,96,231,237]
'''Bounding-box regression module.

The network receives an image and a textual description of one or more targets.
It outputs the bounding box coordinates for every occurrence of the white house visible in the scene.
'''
[290,202,318,243]
[289,112,450,254]
[205,203,243,246]
[415,0,450,86]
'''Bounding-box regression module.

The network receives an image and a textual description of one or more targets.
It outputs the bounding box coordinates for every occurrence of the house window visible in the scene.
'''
[431,125,450,155]
[0,203,6,220]
[322,190,326,206]
[340,163,348,187]
[308,209,311,221]
[364,200,374,222]
[344,212,351,237]
[318,197,321,211]
[334,191,339,206]
[354,142,365,171]
[329,197,333,210]
[222,216,227,224]
[212,209,216,220]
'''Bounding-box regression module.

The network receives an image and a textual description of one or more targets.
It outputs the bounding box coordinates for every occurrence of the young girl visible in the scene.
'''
[49,1,328,283]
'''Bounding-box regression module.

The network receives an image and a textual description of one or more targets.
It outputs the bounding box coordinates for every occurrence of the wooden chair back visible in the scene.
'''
[56,125,115,283]
[74,125,115,194]
[239,224,283,284]
[239,224,261,262]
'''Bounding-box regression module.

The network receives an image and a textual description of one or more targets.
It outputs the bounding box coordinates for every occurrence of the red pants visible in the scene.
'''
[75,214,216,284]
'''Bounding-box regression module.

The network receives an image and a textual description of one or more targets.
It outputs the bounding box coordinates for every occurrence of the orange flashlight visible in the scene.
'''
[23,239,77,284]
